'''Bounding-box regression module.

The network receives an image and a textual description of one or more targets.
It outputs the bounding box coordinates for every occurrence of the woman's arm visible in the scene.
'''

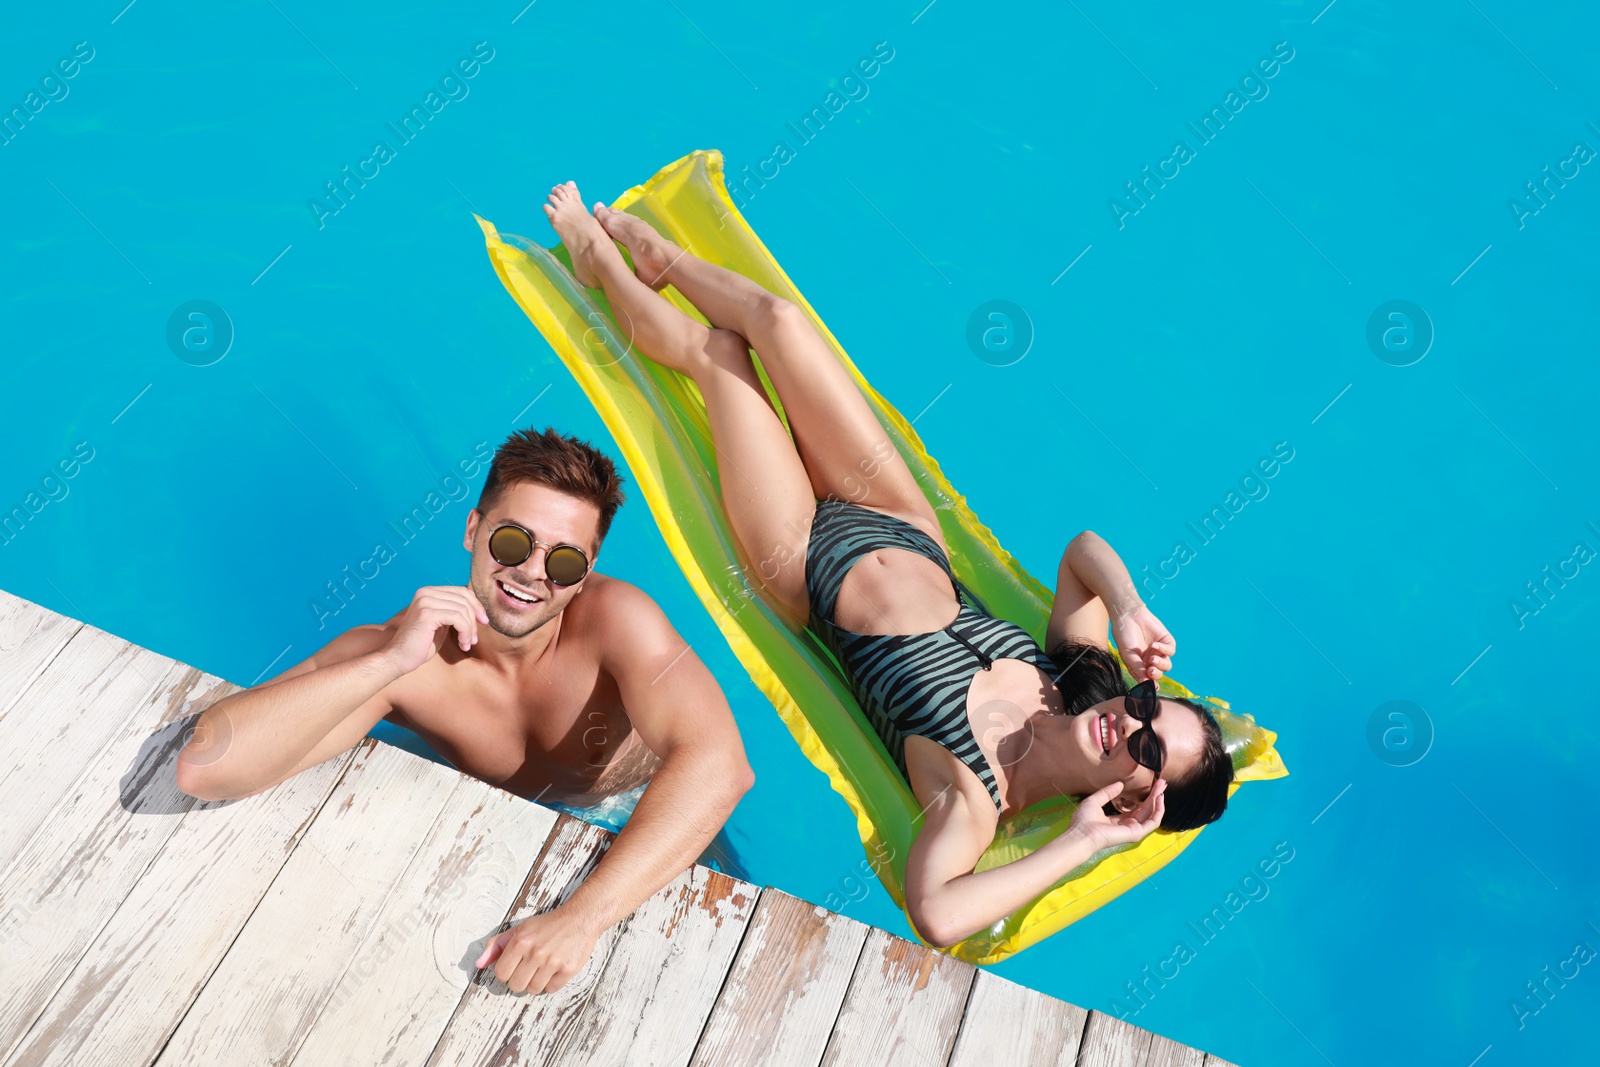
[903,778,1166,948]
[1046,531,1174,682]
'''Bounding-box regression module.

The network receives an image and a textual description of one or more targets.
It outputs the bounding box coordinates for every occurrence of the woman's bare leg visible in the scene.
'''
[544,182,814,626]
[593,203,942,546]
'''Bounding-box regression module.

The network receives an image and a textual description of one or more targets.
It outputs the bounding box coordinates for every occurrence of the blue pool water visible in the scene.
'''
[3,3,1597,1062]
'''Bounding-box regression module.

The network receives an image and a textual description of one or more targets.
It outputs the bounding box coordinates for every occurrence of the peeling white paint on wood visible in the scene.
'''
[820,926,976,1066]
[0,590,1236,1067]
[948,969,1089,1066]
[690,890,868,1067]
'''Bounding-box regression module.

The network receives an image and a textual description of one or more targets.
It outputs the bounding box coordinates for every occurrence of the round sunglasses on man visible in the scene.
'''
[486,522,591,587]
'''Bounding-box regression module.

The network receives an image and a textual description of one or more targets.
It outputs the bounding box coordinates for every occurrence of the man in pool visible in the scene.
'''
[176,426,755,995]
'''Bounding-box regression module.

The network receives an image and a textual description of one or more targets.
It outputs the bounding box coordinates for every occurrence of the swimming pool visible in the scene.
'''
[3,2,1595,1062]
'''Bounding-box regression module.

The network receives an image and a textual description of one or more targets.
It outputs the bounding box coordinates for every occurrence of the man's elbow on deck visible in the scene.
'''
[174,752,261,802]
[174,756,218,801]
[174,754,234,801]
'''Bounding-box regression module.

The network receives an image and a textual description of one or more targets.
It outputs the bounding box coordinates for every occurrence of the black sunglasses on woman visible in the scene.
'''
[1124,678,1167,776]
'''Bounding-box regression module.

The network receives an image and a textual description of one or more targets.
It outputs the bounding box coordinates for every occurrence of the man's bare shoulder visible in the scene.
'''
[569,573,735,761]
[575,572,670,622]
[571,573,680,656]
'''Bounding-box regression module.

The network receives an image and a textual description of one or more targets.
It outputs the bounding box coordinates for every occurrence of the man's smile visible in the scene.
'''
[497,577,543,607]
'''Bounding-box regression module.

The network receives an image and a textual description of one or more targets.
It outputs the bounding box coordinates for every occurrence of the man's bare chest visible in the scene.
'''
[382,651,645,798]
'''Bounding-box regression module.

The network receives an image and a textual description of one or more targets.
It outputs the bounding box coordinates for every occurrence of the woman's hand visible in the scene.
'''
[1111,601,1175,682]
[902,776,1164,948]
[1068,779,1166,851]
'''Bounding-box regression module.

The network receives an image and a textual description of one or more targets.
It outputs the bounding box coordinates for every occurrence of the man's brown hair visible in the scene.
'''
[477,427,627,544]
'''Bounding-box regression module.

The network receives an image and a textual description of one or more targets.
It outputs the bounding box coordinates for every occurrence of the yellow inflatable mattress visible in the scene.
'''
[475,149,1287,964]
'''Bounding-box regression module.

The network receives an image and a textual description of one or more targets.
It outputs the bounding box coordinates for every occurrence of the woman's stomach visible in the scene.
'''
[830,547,962,635]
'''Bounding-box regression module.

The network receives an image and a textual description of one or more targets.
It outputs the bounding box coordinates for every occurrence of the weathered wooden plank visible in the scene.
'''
[286,779,556,1067]
[0,592,1229,1067]
[0,628,201,876]
[423,815,628,1067]
[688,890,868,1067]
[0,590,81,718]
[946,968,1089,1066]
[1077,1010,1156,1067]
[1,740,358,1067]
[0,661,219,1064]
[548,864,757,1067]
[1201,1055,1241,1067]
[1146,1031,1206,1067]
[152,742,464,1066]
[1073,1011,1211,1067]
[818,926,976,1067]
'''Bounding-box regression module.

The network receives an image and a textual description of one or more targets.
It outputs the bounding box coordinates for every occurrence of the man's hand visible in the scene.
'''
[1110,601,1175,682]
[383,586,488,674]
[1067,779,1166,851]
[474,905,604,994]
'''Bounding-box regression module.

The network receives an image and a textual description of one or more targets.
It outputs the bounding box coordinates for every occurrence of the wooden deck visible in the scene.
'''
[0,589,1238,1066]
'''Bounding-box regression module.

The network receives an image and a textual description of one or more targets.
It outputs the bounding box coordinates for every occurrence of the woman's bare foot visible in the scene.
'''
[542,181,612,288]
[594,203,683,291]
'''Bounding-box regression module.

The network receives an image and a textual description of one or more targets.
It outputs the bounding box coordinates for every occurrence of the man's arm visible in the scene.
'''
[176,586,486,801]
[478,580,753,994]
[564,581,754,930]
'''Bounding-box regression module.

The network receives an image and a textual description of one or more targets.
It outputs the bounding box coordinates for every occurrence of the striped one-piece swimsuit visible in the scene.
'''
[803,499,1059,813]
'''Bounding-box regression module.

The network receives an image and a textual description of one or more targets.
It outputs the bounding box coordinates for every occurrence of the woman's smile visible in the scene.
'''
[1096,711,1120,756]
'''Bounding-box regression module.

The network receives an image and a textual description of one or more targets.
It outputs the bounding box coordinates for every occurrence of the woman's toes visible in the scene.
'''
[548,181,584,207]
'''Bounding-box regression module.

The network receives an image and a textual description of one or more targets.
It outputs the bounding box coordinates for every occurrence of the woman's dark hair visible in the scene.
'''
[1046,638,1233,832]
